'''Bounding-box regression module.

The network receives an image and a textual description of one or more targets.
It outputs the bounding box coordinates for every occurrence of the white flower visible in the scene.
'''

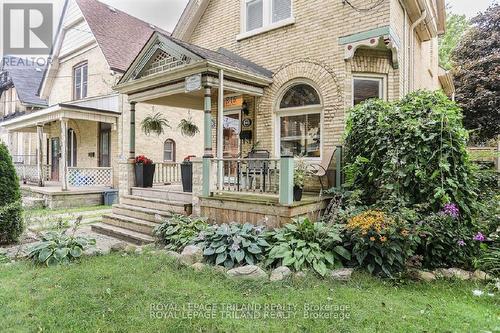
[472,290,484,297]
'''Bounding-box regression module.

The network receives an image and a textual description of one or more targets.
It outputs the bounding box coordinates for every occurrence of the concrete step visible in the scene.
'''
[102,213,158,235]
[121,195,191,215]
[131,187,191,204]
[91,223,154,245]
[112,204,172,223]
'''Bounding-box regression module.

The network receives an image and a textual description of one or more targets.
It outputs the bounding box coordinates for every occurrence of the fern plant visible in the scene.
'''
[141,112,170,136]
[178,112,200,137]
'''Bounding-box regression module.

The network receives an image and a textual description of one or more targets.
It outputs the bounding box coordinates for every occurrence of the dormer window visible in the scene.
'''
[240,0,294,40]
[73,62,88,100]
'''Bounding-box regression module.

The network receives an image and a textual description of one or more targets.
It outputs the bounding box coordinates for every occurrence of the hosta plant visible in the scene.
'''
[196,223,269,268]
[344,210,418,277]
[28,217,96,266]
[153,214,208,251]
[265,217,350,276]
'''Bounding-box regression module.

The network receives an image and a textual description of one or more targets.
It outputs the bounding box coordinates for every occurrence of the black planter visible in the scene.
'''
[135,163,155,188]
[181,162,193,193]
[293,186,303,202]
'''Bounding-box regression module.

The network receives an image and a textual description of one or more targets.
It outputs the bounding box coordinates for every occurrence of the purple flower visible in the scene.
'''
[442,203,460,218]
[473,232,486,242]
[457,240,466,247]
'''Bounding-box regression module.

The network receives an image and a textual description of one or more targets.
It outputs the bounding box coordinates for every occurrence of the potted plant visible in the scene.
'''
[141,112,170,136]
[181,155,196,193]
[293,158,308,202]
[178,112,200,137]
[135,155,155,188]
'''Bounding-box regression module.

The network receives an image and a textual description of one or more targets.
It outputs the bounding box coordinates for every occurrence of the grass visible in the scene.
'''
[0,254,498,333]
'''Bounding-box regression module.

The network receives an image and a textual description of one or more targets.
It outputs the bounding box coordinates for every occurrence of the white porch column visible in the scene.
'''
[36,125,44,187]
[217,69,224,190]
[60,118,68,191]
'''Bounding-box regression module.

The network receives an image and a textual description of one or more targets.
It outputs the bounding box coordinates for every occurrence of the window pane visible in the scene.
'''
[353,78,381,105]
[82,64,88,98]
[164,140,174,161]
[246,0,263,31]
[74,68,81,99]
[272,0,291,23]
[280,84,321,109]
[280,113,321,157]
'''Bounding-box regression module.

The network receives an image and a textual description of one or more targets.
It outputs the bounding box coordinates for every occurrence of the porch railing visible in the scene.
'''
[67,167,113,187]
[12,154,37,165]
[153,162,182,184]
[211,158,281,194]
[14,164,51,183]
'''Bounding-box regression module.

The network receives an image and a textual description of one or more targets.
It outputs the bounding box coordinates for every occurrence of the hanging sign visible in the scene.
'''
[224,95,243,109]
[185,74,202,92]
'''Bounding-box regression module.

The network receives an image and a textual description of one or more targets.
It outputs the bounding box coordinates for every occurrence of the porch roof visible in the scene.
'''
[0,102,119,131]
[115,32,273,98]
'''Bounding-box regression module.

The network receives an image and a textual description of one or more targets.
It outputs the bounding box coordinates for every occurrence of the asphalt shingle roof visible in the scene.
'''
[1,57,48,107]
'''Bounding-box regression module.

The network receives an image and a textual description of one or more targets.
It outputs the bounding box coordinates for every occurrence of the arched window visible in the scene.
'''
[276,83,322,158]
[163,139,175,162]
[67,128,77,167]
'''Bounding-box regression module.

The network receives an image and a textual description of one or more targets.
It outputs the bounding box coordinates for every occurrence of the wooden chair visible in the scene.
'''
[308,149,336,194]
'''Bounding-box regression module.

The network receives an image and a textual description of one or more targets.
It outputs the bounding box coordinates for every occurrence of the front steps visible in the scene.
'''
[92,194,192,245]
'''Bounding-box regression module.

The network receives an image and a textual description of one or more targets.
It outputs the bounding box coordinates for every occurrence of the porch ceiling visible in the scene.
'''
[0,103,119,132]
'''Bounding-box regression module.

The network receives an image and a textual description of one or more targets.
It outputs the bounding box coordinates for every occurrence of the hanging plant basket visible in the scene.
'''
[178,115,200,137]
[141,112,170,136]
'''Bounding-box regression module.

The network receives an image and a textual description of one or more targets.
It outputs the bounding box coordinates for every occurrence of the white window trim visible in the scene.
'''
[238,0,295,41]
[163,140,175,162]
[352,73,387,106]
[73,62,88,100]
[274,81,324,161]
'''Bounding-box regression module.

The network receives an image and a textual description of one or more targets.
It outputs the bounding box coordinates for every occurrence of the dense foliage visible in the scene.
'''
[344,91,478,220]
[153,214,208,251]
[343,211,417,277]
[196,223,269,268]
[0,142,24,244]
[265,218,350,276]
[28,219,96,266]
[452,4,500,142]
[475,246,500,277]
[439,11,470,70]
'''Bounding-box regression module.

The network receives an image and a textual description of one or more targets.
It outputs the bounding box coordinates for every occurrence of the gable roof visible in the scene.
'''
[1,57,48,107]
[75,0,169,72]
[172,0,210,41]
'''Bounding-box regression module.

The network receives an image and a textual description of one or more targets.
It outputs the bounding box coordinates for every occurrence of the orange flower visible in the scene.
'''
[401,230,409,237]
[370,236,376,242]
[380,236,387,242]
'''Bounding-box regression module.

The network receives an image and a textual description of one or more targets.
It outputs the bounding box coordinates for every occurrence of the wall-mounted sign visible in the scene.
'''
[242,118,253,128]
[224,95,243,109]
[185,74,202,92]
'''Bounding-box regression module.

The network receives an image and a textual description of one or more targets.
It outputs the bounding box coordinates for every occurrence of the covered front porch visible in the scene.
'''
[2,99,119,207]
[115,32,341,225]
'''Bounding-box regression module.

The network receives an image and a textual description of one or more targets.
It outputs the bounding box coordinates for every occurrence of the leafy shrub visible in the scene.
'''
[416,207,480,269]
[475,246,500,277]
[196,223,269,268]
[321,188,365,224]
[153,214,208,251]
[344,91,478,220]
[28,218,96,266]
[0,142,24,244]
[265,218,350,276]
[344,210,417,277]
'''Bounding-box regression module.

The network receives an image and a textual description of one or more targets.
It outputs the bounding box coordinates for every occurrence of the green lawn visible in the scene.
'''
[0,254,498,333]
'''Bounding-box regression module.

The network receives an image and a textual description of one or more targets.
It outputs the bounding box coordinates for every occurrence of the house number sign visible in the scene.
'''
[242,118,252,128]
[185,74,202,92]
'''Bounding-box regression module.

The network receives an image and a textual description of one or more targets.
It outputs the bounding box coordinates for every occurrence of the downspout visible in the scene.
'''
[409,9,427,92]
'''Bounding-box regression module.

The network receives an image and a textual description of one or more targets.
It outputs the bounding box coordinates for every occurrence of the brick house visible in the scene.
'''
[0,0,203,208]
[90,0,454,243]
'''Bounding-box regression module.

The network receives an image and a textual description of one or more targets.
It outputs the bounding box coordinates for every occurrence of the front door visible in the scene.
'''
[223,111,241,178]
[99,123,111,167]
[50,138,60,181]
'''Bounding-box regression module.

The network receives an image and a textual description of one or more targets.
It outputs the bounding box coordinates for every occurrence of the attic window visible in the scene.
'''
[242,0,293,36]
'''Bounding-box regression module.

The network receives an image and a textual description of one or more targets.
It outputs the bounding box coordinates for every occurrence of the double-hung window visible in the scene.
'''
[164,139,175,162]
[352,75,385,106]
[73,62,88,100]
[242,0,293,37]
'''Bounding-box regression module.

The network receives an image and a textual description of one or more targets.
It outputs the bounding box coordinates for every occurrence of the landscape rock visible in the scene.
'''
[434,268,471,280]
[294,271,307,279]
[227,265,268,280]
[83,247,101,257]
[270,266,292,282]
[191,263,206,271]
[471,270,492,281]
[124,245,137,254]
[213,265,227,274]
[164,250,182,260]
[180,245,203,265]
[331,268,354,281]
[414,270,436,282]
[110,242,128,252]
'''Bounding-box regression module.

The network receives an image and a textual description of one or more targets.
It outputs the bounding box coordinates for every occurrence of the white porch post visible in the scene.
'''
[60,118,68,191]
[202,86,213,197]
[129,102,137,159]
[36,125,44,187]
[217,69,224,190]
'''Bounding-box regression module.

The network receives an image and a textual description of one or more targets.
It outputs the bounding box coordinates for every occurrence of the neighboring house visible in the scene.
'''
[0,0,203,208]
[0,57,48,165]
[92,0,453,244]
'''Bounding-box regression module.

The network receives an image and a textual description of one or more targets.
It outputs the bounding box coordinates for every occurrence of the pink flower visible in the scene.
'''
[473,232,485,242]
